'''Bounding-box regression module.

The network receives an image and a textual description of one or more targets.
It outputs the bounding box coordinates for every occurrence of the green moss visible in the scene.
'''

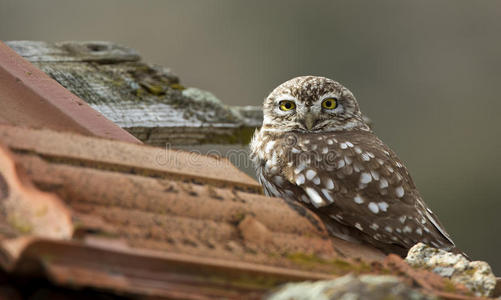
[442,279,458,293]
[464,268,476,276]
[170,83,185,90]
[135,88,144,97]
[141,82,166,95]
[199,127,255,145]
[205,273,280,290]
[8,215,32,234]
[110,79,124,87]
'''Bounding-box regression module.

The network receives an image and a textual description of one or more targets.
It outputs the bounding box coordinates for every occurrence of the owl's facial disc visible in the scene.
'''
[266,92,346,131]
[262,76,369,133]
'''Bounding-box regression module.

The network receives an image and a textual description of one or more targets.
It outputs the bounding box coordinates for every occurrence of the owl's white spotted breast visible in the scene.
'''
[250,128,455,252]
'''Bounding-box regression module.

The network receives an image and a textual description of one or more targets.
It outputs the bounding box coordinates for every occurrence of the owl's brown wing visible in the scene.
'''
[276,130,457,255]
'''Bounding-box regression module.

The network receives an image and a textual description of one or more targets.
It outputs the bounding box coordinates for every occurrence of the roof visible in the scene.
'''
[0,124,387,299]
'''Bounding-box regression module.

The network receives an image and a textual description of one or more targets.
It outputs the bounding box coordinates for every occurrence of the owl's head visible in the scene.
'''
[262,76,369,133]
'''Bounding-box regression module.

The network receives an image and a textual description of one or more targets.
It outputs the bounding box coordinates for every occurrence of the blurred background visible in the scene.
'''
[1,0,500,273]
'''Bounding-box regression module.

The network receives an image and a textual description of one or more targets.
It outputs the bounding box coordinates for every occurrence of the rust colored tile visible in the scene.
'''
[0,124,390,298]
[1,124,386,264]
[12,238,334,299]
[0,41,140,144]
[0,125,258,191]
[0,143,72,252]
[17,152,354,267]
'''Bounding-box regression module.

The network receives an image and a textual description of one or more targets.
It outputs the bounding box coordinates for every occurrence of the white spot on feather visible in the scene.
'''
[321,189,334,203]
[295,174,305,185]
[354,194,364,204]
[368,202,379,214]
[378,201,388,212]
[294,162,306,174]
[360,172,372,184]
[337,159,345,169]
[305,187,324,207]
[395,186,405,198]
[355,223,363,231]
[306,169,317,180]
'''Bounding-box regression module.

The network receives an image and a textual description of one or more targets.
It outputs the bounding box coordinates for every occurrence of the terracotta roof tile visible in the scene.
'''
[0,143,72,243]
[0,124,386,298]
[0,125,257,190]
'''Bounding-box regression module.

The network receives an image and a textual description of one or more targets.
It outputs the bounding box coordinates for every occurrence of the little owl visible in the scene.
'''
[250,76,460,256]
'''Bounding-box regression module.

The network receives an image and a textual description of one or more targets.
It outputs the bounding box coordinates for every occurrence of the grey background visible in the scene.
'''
[1,0,500,273]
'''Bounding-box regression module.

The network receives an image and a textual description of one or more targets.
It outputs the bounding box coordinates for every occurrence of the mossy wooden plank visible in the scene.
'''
[6,40,263,146]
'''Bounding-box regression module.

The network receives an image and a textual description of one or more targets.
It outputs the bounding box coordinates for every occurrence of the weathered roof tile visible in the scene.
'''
[0,124,386,298]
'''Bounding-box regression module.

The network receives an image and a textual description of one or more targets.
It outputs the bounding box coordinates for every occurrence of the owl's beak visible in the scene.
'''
[303,113,316,130]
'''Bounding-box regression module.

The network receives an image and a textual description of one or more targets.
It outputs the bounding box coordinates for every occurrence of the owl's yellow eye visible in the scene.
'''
[279,100,296,111]
[321,98,338,110]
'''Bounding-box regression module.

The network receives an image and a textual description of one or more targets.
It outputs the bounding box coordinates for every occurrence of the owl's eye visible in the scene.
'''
[279,100,296,111]
[321,98,338,110]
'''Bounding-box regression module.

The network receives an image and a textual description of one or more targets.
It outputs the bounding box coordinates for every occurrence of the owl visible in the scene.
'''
[250,76,460,257]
